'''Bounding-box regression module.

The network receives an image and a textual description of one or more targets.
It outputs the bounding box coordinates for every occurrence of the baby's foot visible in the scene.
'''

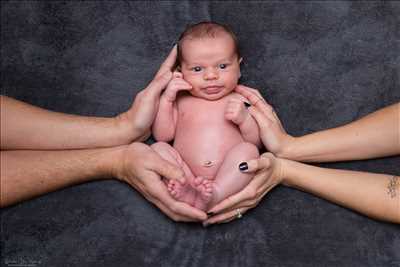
[167,179,195,204]
[193,176,213,204]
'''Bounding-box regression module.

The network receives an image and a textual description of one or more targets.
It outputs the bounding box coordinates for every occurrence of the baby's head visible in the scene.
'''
[176,21,242,100]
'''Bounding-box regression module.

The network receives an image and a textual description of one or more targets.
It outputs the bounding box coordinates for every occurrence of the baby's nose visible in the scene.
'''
[204,69,218,80]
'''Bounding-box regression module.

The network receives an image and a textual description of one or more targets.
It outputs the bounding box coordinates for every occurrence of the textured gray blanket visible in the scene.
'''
[2,1,399,266]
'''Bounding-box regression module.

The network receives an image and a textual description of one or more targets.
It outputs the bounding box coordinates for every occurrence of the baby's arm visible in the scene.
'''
[152,72,192,142]
[152,95,178,142]
[225,94,262,148]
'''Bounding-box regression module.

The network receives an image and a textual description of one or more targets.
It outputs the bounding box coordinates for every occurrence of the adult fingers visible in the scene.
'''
[240,156,271,173]
[155,45,178,78]
[235,84,264,99]
[144,171,207,221]
[148,153,186,184]
[207,185,255,215]
[207,158,273,214]
[247,106,275,128]
[145,71,173,99]
[203,207,251,226]
[236,85,278,117]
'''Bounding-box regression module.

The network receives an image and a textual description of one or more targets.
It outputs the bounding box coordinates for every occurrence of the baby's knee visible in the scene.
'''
[232,142,259,159]
[151,141,181,163]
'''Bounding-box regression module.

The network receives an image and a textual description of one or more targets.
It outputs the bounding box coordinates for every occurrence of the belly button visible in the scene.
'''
[203,160,213,167]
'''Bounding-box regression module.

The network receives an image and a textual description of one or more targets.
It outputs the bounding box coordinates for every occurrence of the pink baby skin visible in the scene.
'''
[152,30,261,211]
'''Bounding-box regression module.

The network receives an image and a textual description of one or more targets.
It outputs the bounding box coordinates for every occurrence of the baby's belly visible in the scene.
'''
[173,125,243,179]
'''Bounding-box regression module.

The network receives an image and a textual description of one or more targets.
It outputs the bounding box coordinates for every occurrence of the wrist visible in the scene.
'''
[279,158,299,187]
[237,112,251,128]
[275,135,297,160]
[114,112,137,144]
[99,145,129,180]
[162,91,177,103]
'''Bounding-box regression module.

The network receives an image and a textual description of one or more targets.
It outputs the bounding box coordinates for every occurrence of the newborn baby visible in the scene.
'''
[152,22,261,211]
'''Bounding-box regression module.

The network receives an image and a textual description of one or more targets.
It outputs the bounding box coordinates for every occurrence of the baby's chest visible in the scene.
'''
[178,102,226,126]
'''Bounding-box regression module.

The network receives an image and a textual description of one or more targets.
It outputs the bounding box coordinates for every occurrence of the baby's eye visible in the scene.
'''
[192,66,202,72]
[219,64,227,69]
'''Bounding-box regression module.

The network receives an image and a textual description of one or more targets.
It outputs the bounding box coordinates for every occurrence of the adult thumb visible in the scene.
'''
[239,156,271,173]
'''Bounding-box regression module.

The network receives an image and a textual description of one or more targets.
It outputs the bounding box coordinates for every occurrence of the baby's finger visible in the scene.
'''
[173,80,193,91]
[173,71,183,79]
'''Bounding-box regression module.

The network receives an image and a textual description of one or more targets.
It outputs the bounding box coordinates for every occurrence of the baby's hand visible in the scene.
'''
[163,71,192,102]
[225,98,250,125]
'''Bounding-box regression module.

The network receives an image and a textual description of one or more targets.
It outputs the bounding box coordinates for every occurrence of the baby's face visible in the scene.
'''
[180,33,241,101]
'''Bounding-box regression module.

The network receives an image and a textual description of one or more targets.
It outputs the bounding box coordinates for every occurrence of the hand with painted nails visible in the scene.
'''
[203,153,284,226]
[235,84,294,157]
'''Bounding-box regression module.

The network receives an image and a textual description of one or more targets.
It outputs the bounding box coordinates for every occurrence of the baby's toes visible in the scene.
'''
[194,176,204,186]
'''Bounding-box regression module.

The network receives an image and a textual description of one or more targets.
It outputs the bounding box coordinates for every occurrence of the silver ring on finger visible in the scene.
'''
[236,209,243,219]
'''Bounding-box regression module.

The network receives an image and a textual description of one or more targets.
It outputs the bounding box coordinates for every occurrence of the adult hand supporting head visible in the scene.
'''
[203,153,284,226]
[235,84,294,157]
[114,142,207,222]
[117,46,178,142]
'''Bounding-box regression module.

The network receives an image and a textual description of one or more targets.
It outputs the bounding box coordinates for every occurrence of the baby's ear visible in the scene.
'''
[238,58,243,78]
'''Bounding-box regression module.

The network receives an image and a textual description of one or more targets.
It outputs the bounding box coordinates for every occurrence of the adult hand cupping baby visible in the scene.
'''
[234,85,293,157]
[117,46,178,142]
[115,142,208,222]
[203,152,284,226]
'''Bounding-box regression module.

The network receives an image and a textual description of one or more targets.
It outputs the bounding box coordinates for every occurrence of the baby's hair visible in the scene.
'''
[175,21,240,70]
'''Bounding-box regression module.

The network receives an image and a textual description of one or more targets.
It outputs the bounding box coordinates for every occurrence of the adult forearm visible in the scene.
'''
[281,103,400,162]
[0,146,124,207]
[0,95,133,150]
[281,159,400,223]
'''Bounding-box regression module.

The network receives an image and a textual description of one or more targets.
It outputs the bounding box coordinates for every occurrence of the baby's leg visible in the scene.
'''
[206,142,259,207]
[151,142,197,206]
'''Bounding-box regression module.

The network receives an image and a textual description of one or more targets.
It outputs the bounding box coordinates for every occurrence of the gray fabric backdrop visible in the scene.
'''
[1,1,399,266]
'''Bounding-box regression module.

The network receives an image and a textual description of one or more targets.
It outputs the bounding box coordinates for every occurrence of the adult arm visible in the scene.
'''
[235,85,400,162]
[0,142,207,222]
[205,153,400,225]
[0,46,178,150]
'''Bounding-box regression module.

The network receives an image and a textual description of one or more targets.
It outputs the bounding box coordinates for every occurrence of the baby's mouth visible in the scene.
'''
[203,85,223,94]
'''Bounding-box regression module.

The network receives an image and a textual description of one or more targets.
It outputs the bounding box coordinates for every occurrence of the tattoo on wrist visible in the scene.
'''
[387,176,399,198]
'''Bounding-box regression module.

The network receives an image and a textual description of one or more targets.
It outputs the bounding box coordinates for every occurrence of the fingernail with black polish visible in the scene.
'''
[239,162,248,172]
[244,102,251,108]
